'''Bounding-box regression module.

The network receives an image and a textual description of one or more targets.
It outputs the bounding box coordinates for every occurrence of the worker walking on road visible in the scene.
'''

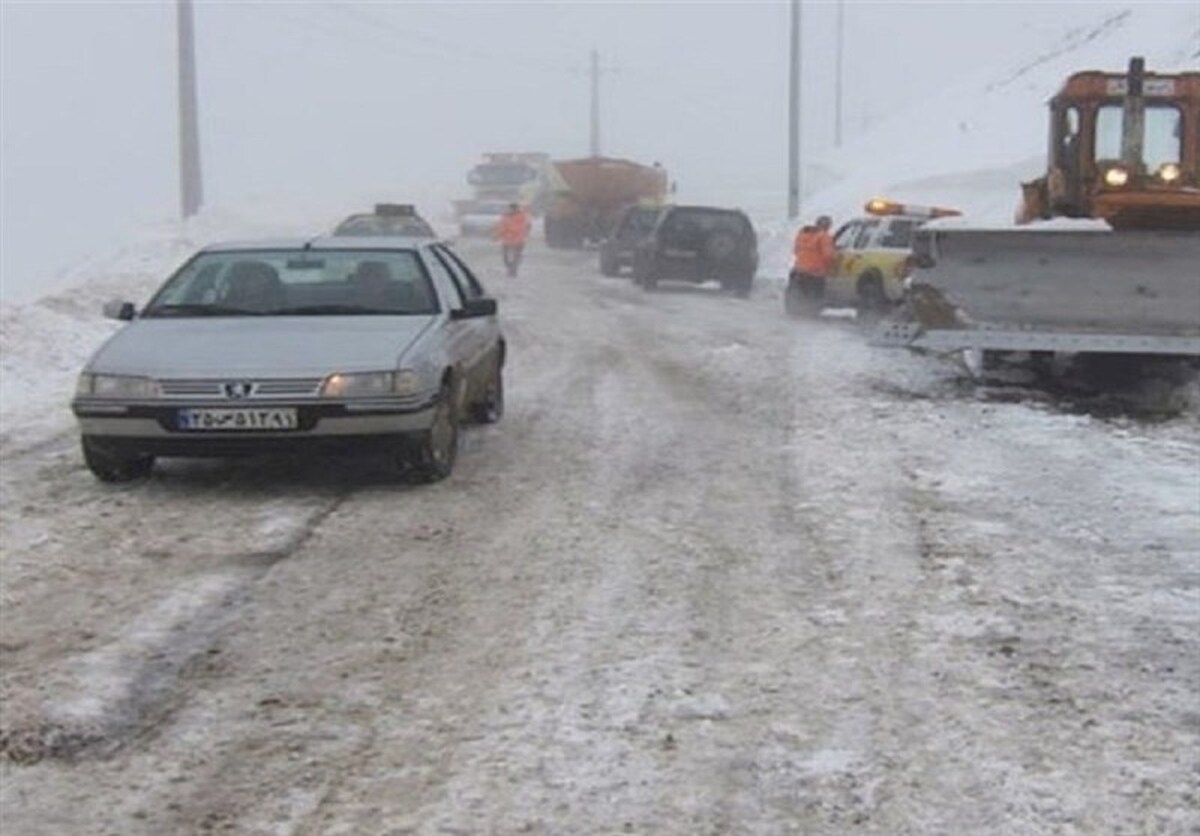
[786,214,836,316]
[494,203,532,277]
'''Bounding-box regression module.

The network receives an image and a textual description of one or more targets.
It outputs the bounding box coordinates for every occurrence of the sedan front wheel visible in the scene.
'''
[82,436,155,483]
[405,382,459,482]
[470,361,504,424]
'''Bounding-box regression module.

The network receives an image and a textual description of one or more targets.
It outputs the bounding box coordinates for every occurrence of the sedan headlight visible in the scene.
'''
[1103,165,1130,187]
[76,373,161,399]
[1156,162,1181,183]
[320,370,422,398]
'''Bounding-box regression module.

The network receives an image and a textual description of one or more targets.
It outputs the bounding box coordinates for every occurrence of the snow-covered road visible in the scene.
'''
[1,240,1197,834]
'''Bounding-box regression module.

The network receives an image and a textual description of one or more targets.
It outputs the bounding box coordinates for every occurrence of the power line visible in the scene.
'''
[319,3,577,76]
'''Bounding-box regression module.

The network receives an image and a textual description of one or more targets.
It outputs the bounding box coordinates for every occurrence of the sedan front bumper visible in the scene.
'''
[73,398,437,457]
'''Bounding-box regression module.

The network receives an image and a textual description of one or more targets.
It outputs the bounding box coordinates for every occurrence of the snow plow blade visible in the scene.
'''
[873,226,1200,356]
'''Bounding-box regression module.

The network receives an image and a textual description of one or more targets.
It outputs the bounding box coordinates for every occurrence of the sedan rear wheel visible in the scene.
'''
[405,382,459,482]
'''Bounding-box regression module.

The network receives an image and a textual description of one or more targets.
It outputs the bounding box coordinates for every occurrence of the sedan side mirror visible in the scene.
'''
[102,300,136,321]
[450,297,498,320]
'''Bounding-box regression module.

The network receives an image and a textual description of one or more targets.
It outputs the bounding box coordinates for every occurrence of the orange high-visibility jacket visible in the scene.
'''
[495,210,532,246]
[793,227,836,276]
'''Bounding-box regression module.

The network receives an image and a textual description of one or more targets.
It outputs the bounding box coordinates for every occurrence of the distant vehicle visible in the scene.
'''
[457,200,515,238]
[544,157,670,249]
[632,205,758,297]
[72,238,504,483]
[464,152,554,215]
[333,203,437,238]
[788,198,959,317]
[598,204,667,277]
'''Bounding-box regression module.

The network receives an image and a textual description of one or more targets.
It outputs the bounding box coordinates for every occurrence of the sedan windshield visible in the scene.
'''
[143,250,439,317]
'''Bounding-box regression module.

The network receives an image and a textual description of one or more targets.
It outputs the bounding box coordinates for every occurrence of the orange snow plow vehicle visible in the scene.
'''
[878,58,1200,359]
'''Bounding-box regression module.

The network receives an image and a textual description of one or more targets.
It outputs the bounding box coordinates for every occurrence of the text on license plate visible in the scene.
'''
[177,408,298,431]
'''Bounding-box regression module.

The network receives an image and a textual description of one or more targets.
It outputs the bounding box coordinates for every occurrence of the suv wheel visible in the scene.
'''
[727,270,754,299]
[599,246,620,277]
[82,436,154,482]
[633,253,659,291]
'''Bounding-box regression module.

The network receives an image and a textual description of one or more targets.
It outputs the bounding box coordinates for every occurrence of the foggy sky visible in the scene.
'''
[0,0,1184,302]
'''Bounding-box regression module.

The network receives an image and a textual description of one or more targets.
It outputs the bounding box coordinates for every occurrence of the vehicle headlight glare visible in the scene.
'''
[321,371,422,398]
[78,373,160,399]
[321,371,394,398]
[1157,162,1181,183]
[1104,166,1129,187]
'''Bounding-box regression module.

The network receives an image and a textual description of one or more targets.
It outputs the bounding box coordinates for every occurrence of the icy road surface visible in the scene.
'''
[1,240,1197,835]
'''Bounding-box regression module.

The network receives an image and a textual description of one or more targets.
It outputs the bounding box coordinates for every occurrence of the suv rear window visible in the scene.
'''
[661,209,749,242]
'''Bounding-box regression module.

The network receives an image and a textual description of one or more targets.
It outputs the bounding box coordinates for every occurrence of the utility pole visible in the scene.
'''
[834,0,844,148]
[177,0,203,218]
[590,49,601,157]
[788,0,801,218]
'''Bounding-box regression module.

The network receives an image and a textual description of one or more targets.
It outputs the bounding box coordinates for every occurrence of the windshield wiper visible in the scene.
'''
[275,305,397,315]
[143,303,268,317]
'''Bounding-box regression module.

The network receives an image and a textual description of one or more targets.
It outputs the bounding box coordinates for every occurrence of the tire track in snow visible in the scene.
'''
[0,498,345,764]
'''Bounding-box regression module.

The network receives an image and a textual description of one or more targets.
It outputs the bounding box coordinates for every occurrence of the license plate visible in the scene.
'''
[177,408,298,431]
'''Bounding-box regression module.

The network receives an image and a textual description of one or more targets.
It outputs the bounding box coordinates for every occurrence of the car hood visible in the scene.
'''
[88,316,437,377]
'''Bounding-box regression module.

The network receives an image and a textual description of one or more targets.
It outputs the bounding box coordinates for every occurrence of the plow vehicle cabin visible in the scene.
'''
[878,58,1200,361]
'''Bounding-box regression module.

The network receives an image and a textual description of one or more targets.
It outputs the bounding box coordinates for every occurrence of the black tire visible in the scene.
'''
[856,273,890,323]
[729,271,754,299]
[405,381,459,483]
[82,436,154,483]
[599,247,619,277]
[470,359,504,424]
[784,281,805,317]
[544,216,563,249]
[633,253,658,291]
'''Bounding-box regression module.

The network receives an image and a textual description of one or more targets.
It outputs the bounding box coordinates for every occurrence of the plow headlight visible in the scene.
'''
[1103,166,1130,187]
[1156,162,1181,183]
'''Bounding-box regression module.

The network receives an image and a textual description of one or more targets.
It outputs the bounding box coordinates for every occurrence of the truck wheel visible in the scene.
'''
[82,436,154,483]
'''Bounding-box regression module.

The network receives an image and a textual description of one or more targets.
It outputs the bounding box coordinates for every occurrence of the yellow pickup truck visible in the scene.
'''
[825,198,959,314]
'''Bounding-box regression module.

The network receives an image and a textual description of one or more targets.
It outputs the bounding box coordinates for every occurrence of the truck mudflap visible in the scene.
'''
[871,226,1200,357]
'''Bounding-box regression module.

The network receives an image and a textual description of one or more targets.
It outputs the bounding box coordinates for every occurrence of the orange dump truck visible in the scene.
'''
[544,157,669,249]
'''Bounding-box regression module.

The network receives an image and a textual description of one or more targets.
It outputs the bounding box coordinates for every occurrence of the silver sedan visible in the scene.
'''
[72,237,505,483]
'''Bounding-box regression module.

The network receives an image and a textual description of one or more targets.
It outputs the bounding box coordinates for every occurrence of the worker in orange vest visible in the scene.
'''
[494,203,533,277]
[785,214,836,316]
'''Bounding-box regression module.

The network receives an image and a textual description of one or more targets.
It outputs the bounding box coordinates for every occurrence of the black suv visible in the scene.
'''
[598,204,666,277]
[631,205,757,297]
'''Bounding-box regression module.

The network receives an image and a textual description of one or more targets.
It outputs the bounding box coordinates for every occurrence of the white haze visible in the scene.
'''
[1,0,1195,302]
